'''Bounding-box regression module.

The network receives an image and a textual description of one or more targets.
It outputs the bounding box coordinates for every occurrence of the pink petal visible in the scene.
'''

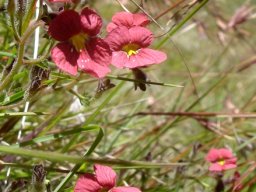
[77,50,110,78]
[111,186,142,192]
[124,48,166,68]
[223,163,237,170]
[226,157,237,164]
[51,42,78,75]
[206,148,235,162]
[94,164,117,189]
[111,51,129,68]
[209,163,223,172]
[106,12,149,33]
[74,173,102,192]
[129,27,153,47]
[80,7,102,36]
[133,13,150,27]
[48,10,81,41]
[219,148,234,159]
[105,27,131,51]
[205,148,221,162]
[86,38,111,67]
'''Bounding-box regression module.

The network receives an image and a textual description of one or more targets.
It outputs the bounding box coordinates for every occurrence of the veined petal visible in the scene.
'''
[77,50,110,78]
[129,27,153,47]
[86,38,111,67]
[94,164,116,189]
[80,7,102,36]
[111,186,142,192]
[48,10,81,41]
[51,42,78,75]
[106,12,149,33]
[105,27,131,51]
[133,13,150,27]
[124,48,166,68]
[111,51,129,68]
[74,173,102,192]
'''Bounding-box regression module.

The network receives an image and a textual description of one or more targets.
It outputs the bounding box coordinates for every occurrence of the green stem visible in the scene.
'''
[0,21,44,92]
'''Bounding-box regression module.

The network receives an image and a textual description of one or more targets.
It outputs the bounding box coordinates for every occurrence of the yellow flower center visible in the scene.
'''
[218,160,225,166]
[69,33,88,52]
[122,44,140,57]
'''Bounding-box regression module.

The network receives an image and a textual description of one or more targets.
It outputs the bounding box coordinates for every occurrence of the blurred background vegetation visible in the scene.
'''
[0,0,256,191]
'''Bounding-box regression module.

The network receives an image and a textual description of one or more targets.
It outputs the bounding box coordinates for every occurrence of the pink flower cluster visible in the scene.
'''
[206,148,237,172]
[74,164,141,192]
[47,6,167,78]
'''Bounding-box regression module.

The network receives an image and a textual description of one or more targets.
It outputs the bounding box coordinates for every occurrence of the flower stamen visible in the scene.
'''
[122,44,140,57]
[70,33,88,52]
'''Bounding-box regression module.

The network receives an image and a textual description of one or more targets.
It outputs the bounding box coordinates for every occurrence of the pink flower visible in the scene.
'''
[74,164,141,192]
[206,148,237,172]
[105,26,167,69]
[107,12,150,33]
[48,8,111,78]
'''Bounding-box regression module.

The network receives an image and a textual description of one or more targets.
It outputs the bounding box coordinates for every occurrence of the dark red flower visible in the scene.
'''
[74,164,141,192]
[206,148,237,172]
[107,12,150,33]
[48,8,111,78]
[105,26,166,69]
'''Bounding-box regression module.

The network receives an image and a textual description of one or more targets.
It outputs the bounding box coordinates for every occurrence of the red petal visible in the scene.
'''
[77,50,110,78]
[106,12,149,33]
[111,51,129,68]
[94,164,116,189]
[133,13,150,27]
[123,48,166,68]
[129,27,153,47]
[223,163,237,170]
[74,173,102,192]
[105,27,131,51]
[206,148,221,162]
[206,148,235,162]
[51,42,78,75]
[209,163,223,172]
[219,148,234,159]
[111,187,142,192]
[80,7,102,36]
[48,10,81,41]
[86,38,111,67]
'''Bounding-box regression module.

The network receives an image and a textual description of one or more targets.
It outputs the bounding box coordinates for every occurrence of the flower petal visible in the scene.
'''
[223,163,237,170]
[77,50,110,78]
[74,173,102,192]
[51,42,78,75]
[86,38,111,67]
[206,148,235,162]
[129,27,153,47]
[105,27,131,51]
[111,186,142,192]
[219,148,235,159]
[122,48,166,68]
[80,7,102,36]
[48,10,81,41]
[94,164,116,189]
[111,51,129,68]
[209,163,223,172]
[133,13,150,27]
[106,12,149,33]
